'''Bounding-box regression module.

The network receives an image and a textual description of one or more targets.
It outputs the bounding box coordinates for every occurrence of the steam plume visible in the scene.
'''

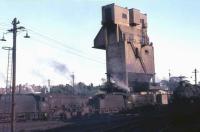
[111,76,130,92]
[0,72,6,85]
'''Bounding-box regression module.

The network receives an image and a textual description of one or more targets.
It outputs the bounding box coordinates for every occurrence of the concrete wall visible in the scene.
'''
[102,3,129,26]
[141,45,155,74]
[94,27,106,49]
[94,4,155,92]
[129,8,141,25]
[106,35,126,84]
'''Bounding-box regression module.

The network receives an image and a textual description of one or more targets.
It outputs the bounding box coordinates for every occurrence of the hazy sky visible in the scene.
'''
[0,0,200,87]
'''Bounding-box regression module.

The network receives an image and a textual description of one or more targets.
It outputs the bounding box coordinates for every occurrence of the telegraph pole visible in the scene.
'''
[168,69,171,80]
[71,73,75,94]
[0,18,30,132]
[193,68,198,85]
[11,18,18,132]
[48,79,51,92]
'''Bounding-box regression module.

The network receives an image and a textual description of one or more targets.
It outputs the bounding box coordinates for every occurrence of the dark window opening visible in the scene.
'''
[145,50,149,54]
[122,13,127,19]
[41,97,45,102]
[135,48,139,58]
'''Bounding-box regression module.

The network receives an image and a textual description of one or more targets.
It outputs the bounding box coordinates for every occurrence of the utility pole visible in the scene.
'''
[71,73,75,94]
[2,46,12,94]
[0,18,30,132]
[193,68,199,85]
[11,18,18,132]
[48,79,51,92]
[168,69,171,80]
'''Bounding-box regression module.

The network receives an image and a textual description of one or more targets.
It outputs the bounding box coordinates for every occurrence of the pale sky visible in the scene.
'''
[0,0,200,87]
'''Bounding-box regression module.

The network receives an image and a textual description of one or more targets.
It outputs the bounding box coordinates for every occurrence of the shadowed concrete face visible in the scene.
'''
[94,4,155,92]
[0,94,38,113]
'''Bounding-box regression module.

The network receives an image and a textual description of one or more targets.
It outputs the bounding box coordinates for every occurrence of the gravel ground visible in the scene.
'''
[0,121,71,132]
[1,104,200,132]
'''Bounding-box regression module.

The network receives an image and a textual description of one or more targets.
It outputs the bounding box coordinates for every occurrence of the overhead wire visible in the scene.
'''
[27,28,85,53]
[25,27,105,64]
[29,29,105,59]
[0,22,10,28]
[1,21,106,64]
[29,34,106,65]
[21,22,105,59]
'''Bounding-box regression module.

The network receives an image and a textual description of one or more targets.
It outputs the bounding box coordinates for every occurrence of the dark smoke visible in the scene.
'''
[32,59,71,85]
[49,60,69,75]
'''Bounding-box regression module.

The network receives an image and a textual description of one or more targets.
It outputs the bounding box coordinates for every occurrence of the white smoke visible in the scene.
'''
[111,76,130,92]
[0,72,6,87]
[115,81,130,92]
